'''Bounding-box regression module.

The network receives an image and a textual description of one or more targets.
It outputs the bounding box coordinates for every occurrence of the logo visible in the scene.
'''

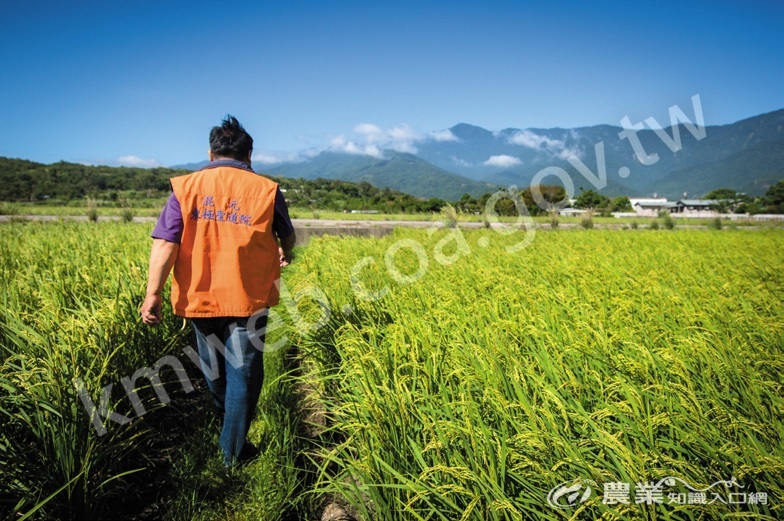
[546,476,769,509]
[547,479,596,509]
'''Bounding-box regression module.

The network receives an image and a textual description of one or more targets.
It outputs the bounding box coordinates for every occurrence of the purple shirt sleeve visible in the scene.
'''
[151,192,184,243]
[272,188,295,239]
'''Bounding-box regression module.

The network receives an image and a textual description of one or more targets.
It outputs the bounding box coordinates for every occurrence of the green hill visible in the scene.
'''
[646,139,784,199]
[266,151,497,201]
[0,157,175,201]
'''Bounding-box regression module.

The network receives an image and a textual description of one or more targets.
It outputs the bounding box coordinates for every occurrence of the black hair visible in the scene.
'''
[209,115,253,161]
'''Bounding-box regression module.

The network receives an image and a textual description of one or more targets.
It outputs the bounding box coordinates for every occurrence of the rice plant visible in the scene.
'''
[0,221,189,519]
[285,228,784,520]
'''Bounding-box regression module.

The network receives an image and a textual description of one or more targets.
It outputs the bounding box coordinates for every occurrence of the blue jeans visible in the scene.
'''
[191,312,268,465]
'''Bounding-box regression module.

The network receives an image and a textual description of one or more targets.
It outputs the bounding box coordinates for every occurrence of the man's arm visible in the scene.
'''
[279,231,296,267]
[141,239,179,325]
[272,187,296,267]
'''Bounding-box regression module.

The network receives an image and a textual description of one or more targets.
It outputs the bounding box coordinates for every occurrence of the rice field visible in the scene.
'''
[0,221,782,520]
[285,227,783,520]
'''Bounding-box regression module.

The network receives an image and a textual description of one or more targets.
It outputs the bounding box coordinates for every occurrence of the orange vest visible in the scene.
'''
[170,165,280,317]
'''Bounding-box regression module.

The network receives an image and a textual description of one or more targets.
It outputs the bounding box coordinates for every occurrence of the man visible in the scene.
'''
[141,115,295,465]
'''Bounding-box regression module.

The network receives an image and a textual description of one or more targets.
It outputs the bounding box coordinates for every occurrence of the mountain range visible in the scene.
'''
[175,108,784,201]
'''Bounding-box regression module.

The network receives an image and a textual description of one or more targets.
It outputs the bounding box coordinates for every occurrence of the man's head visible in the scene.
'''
[209,115,253,164]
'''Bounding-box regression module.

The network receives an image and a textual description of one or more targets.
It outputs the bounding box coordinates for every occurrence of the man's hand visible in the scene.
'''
[279,246,293,267]
[141,238,179,326]
[279,231,296,267]
[141,294,163,325]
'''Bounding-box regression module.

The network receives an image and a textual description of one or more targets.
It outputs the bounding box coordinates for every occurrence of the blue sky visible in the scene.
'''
[0,0,781,167]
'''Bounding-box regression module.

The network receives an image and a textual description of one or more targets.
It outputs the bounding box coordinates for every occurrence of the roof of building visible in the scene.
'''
[629,198,668,204]
[678,199,719,206]
[634,201,680,208]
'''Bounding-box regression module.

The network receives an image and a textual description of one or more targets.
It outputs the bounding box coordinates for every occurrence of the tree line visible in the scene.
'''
[0,157,437,212]
[1,157,782,215]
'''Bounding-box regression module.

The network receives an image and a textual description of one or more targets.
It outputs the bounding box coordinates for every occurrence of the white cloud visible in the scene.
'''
[388,125,419,142]
[556,147,582,160]
[365,144,383,157]
[387,140,417,154]
[252,149,318,165]
[451,156,472,167]
[430,129,459,142]
[483,155,521,167]
[508,130,563,149]
[117,155,159,168]
[354,123,383,139]
[253,153,284,165]
[508,130,582,159]
[328,135,384,158]
[326,124,422,158]
[384,124,420,154]
[252,122,460,163]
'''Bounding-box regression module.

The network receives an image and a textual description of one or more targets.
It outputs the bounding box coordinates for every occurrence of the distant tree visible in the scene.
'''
[457,193,478,213]
[521,185,566,215]
[704,188,737,200]
[734,201,765,215]
[610,196,633,212]
[704,187,739,213]
[574,189,610,210]
[764,179,784,213]
[131,172,156,191]
[421,198,446,213]
[357,181,374,197]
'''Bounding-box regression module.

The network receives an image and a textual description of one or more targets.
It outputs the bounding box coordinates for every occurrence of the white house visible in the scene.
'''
[675,199,720,217]
[558,208,587,217]
[631,199,680,217]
